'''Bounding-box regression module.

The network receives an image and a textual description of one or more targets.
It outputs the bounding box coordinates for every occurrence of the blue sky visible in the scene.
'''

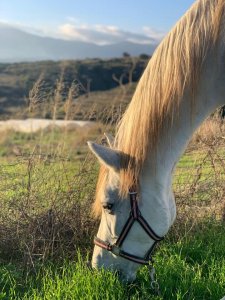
[0,0,196,44]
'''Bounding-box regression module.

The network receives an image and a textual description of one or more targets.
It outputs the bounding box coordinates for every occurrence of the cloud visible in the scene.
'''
[58,23,164,45]
[0,18,166,45]
[142,26,166,41]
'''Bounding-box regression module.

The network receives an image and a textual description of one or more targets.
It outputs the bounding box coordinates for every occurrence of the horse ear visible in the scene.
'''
[87,141,120,171]
[104,132,114,148]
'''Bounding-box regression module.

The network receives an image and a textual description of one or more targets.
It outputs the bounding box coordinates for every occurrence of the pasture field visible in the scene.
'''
[0,222,224,299]
[0,120,224,299]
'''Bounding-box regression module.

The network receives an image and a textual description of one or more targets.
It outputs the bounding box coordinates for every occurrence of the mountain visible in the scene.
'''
[0,24,158,62]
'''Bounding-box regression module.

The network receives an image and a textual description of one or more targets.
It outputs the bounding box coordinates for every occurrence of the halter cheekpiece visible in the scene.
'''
[94,188,164,265]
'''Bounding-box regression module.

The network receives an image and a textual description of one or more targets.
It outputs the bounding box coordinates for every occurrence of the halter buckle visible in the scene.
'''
[128,191,137,195]
[111,244,121,256]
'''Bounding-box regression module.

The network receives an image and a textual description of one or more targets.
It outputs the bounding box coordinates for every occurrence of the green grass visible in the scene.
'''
[173,147,225,206]
[0,221,224,300]
[0,129,224,299]
[0,127,99,207]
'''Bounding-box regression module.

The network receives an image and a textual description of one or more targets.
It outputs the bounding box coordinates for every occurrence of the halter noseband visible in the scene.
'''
[94,189,164,265]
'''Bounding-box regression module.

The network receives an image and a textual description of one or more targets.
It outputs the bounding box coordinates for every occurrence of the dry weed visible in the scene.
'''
[0,71,225,269]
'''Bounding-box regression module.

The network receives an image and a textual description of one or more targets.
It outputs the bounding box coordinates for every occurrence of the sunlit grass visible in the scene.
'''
[0,221,224,300]
[0,125,224,299]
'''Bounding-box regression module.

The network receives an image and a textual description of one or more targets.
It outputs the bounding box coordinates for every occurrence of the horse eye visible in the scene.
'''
[102,202,114,212]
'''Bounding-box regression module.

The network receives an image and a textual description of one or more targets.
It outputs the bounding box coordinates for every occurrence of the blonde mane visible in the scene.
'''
[93,0,225,217]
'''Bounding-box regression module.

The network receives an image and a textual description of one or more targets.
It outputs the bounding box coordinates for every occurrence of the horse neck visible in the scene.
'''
[143,93,219,186]
[139,80,222,234]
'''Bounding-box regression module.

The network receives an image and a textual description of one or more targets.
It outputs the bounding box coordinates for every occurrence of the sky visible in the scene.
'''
[0,0,196,45]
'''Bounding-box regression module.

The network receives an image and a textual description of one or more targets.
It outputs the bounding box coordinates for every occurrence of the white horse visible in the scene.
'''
[88,0,225,282]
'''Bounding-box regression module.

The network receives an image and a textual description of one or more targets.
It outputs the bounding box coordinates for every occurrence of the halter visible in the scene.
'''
[94,189,164,265]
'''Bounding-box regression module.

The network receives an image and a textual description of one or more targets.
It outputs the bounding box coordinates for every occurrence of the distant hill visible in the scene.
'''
[0,23,157,63]
[0,57,149,119]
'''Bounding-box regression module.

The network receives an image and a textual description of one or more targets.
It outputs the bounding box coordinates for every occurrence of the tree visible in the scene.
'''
[139,53,151,60]
[123,52,131,58]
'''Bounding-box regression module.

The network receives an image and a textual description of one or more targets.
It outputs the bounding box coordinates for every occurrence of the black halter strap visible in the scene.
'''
[94,189,164,265]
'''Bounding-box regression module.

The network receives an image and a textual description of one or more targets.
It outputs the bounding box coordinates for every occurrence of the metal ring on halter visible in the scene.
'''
[151,281,160,290]
[149,264,161,296]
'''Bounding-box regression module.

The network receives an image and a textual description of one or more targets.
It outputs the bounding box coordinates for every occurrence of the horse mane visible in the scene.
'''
[93,0,225,217]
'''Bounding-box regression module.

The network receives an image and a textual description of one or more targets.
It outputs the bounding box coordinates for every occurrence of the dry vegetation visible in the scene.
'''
[0,71,224,276]
[173,120,225,238]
